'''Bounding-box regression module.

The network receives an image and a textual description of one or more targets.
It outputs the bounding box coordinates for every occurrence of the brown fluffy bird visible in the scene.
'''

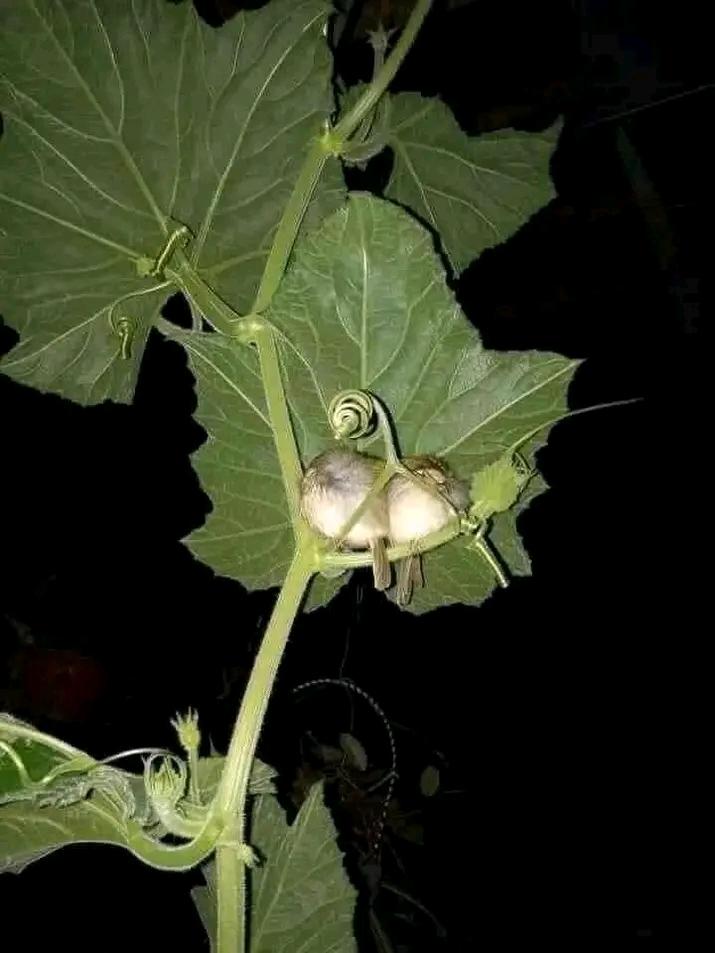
[387,455,469,605]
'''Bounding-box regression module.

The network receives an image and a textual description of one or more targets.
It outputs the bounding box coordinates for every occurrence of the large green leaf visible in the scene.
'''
[192,785,357,952]
[176,194,576,610]
[384,93,559,274]
[0,0,342,403]
[269,194,577,611]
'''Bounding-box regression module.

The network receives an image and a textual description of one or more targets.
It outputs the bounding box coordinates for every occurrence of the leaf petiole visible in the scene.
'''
[251,0,434,316]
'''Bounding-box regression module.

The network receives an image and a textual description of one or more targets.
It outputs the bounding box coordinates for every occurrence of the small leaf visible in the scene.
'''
[384,93,559,274]
[490,470,548,577]
[470,454,532,521]
[195,756,277,802]
[419,765,440,798]
[339,732,368,771]
[192,786,357,952]
[251,785,357,952]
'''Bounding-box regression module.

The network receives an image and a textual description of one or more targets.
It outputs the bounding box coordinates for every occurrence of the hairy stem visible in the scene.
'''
[214,547,315,952]
[126,815,223,871]
[216,825,245,953]
[235,318,304,527]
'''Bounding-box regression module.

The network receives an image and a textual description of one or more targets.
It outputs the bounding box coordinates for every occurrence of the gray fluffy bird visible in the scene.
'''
[300,447,391,589]
[301,449,469,604]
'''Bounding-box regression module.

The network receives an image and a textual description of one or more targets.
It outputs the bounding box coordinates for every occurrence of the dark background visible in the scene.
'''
[0,0,708,948]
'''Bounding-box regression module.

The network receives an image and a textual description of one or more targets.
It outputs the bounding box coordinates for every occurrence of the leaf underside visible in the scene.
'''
[192,785,357,953]
[385,93,560,275]
[178,194,577,610]
[0,0,342,403]
[1,0,573,614]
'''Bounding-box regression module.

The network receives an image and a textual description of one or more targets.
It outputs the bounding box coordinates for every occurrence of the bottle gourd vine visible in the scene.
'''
[0,1,605,951]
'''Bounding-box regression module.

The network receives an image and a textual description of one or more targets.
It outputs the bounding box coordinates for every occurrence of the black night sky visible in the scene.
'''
[0,1,709,948]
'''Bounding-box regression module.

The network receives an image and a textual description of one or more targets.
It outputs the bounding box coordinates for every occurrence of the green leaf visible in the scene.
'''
[469,453,533,521]
[165,327,294,591]
[0,0,342,403]
[0,716,154,872]
[176,194,575,609]
[196,756,277,801]
[162,326,352,602]
[0,717,134,872]
[0,792,131,874]
[268,194,578,610]
[304,570,350,612]
[384,93,559,274]
[193,785,357,951]
[251,785,357,952]
[0,713,94,796]
[490,469,548,577]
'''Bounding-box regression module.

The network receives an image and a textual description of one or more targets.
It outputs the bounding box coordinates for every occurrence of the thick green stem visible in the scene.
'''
[214,547,315,952]
[216,828,245,953]
[237,320,304,526]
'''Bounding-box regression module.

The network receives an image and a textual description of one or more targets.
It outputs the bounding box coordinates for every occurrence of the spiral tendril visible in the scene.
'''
[328,389,401,465]
[328,390,375,440]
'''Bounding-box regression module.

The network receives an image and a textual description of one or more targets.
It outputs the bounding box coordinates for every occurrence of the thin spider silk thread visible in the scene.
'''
[292,677,396,857]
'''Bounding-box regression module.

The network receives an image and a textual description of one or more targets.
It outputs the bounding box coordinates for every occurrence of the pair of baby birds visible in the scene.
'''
[300,447,469,605]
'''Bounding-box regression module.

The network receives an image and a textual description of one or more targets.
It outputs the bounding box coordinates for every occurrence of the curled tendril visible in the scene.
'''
[136,223,191,279]
[110,314,134,360]
[328,390,375,439]
[328,389,400,464]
